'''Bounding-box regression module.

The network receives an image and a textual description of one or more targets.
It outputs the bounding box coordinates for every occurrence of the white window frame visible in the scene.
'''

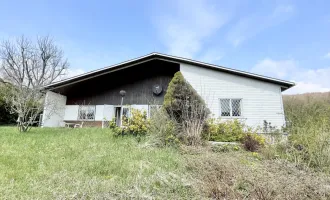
[78,105,96,121]
[219,98,243,118]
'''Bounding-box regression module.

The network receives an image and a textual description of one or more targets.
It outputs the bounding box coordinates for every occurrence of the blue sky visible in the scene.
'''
[1,0,329,94]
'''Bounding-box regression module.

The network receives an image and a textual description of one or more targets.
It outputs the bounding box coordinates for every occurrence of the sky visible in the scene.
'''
[0,0,329,94]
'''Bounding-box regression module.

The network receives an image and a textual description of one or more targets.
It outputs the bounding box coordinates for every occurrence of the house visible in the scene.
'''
[42,52,295,128]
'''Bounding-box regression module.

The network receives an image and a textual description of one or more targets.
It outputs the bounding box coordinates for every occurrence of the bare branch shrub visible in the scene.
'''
[0,36,68,132]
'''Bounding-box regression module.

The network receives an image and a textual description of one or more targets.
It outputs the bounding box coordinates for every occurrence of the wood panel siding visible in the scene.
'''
[52,60,180,105]
[180,62,285,129]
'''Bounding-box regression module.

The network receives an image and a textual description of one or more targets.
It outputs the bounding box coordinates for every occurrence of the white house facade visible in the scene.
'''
[42,53,294,129]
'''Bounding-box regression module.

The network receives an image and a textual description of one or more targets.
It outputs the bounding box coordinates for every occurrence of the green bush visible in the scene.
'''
[109,109,149,137]
[242,133,265,152]
[203,119,245,142]
[108,118,123,136]
[260,94,330,172]
[163,72,210,123]
[163,72,210,146]
[0,83,16,125]
[147,108,180,147]
[125,109,149,136]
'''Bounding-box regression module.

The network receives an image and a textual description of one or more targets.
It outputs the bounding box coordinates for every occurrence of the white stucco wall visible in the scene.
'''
[64,105,79,120]
[61,104,149,122]
[131,105,148,112]
[42,91,67,127]
[95,105,104,120]
[95,105,115,120]
[180,63,285,129]
[103,105,114,120]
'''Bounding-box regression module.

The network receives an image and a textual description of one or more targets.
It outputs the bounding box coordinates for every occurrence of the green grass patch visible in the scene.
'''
[0,127,193,199]
[1,126,330,199]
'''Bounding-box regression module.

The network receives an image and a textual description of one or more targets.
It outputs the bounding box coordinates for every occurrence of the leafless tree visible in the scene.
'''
[0,36,68,132]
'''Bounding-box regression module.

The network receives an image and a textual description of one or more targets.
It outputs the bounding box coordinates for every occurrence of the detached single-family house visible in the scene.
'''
[42,52,294,128]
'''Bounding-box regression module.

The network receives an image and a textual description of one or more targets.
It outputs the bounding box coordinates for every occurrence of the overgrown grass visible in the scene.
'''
[1,126,330,199]
[262,93,330,172]
[0,127,194,199]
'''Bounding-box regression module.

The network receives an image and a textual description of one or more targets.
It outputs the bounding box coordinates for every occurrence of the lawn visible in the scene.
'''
[0,127,193,199]
[1,127,330,199]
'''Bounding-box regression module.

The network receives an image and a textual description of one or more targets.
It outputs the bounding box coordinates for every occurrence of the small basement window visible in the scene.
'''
[78,105,96,121]
[220,99,242,117]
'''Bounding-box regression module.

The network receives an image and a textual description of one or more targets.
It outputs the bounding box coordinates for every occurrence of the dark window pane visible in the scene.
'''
[232,99,241,116]
[78,106,95,120]
[220,99,231,116]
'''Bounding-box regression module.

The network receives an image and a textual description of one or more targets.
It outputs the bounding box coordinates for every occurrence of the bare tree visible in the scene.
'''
[0,36,68,132]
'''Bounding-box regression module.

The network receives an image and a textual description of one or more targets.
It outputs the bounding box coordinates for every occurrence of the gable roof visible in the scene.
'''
[45,52,295,91]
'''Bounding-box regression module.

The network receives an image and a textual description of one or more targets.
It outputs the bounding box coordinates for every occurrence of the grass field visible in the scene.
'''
[1,126,330,199]
[0,127,193,199]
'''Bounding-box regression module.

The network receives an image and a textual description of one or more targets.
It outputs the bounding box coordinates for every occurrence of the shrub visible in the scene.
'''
[266,93,330,172]
[148,108,180,147]
[211,144,241,153]
[163,72,210,146]
[109,109,149,137]
[203,119,245,142]
[124,109,149,136]
[242,133,265,152]
[0,83,16,125]
[109,118,123,136]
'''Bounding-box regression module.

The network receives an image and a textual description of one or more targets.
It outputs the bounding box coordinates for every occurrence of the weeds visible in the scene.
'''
[184,147,330,200]
[262,93,330,172]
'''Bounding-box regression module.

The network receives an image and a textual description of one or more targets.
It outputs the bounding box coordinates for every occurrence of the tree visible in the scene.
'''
[0,80,17,124]
[0,36,68,132]
[163,72,210,145]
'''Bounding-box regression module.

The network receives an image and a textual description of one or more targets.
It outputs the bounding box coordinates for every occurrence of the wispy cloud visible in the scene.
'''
[198,49,224,63]
[153,0,234,58]
[251,58,330,94]
[58,39,139,72]
[227,4,295,47]
[324,52,330,59]
[251,58,296,79]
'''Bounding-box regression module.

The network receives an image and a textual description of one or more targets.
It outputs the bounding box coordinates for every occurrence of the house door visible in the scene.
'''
[115,107,122,126]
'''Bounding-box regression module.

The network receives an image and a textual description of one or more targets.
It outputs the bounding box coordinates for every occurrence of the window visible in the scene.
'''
[149,105,162,118]
[78,105,96,121]
[122,107,131,119]
[220,99,242,117]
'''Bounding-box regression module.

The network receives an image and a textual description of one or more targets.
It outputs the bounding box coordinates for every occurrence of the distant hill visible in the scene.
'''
[283,92,330,103]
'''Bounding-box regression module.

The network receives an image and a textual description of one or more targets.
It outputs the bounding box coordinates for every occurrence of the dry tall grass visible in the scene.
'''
[182,146,330,200]
[264,92,330,172]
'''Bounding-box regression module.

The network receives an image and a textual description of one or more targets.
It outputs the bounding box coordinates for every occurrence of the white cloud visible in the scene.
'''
[198,49,224,63]
[324,52,330,59]
[251,58,296,79]
[286,81,330,94]
[154,0,233,58]
[251,58,330,94]
[227,4,294,47]
[58,39,139,72]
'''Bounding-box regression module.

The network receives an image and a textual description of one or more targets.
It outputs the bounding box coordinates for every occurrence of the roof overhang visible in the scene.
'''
[44,52,295,91]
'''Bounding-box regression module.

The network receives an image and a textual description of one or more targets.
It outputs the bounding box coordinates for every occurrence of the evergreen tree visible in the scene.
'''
[163,72,210,145]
